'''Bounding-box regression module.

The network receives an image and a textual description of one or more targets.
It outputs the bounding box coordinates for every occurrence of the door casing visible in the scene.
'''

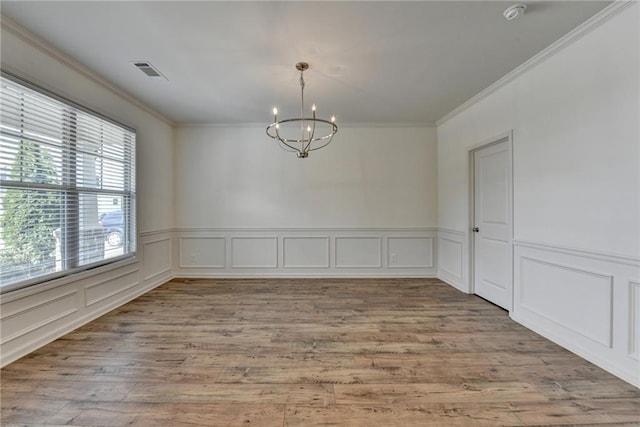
[468,131,514,311]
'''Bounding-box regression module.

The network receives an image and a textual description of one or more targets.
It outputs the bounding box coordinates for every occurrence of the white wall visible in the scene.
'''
[173,125,438,277]
[0,20,175,366]
[437,3,639,386]
[175,126,436,228]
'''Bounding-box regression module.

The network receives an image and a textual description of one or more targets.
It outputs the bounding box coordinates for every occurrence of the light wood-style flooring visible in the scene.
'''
[1,278,639,426]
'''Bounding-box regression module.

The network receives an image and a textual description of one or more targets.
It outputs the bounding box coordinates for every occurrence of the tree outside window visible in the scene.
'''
[1,140,61,283]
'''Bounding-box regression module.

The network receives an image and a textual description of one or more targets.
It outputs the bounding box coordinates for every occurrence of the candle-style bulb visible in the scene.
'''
[311,104,316,112]
[275,123,279,129]
[307,125,311,132]
[272,107,278,116]
[331,115,336,123]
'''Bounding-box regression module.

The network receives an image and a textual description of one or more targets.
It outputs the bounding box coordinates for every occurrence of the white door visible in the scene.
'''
[473,139,512,310]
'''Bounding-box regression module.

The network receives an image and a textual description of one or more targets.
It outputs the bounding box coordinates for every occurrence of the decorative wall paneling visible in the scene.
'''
[143,235,173,281]
[512,240,640,387]
[0,229,174,367]
[435,228,640,387]
[283,237,330,268]
[173,228,437,278]
[437,228,469,293]
[629,281,640,362]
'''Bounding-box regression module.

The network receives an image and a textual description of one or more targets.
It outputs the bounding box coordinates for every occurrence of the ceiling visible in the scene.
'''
[1,1,610,125]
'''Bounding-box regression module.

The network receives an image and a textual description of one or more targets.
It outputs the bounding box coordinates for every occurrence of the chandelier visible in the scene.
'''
[266,62,338,158]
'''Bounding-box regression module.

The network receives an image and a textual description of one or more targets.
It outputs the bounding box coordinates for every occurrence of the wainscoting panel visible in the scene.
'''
[84,268,140,307]
[179,237,225,268]
[143,236,172,281]
[1,229,174,367]
[283,237,330,268]
[519,256,613,348]
[387,237,433,268]
[174,228,437,277]
[629,281,640,361]
[0,289,79,346]
[335,237,381,268]
[231,237,278,268]
[512,240,640,387]
[437,229,469,293]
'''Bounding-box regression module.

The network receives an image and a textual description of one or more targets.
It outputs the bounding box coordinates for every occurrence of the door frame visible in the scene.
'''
[467,131,514,311]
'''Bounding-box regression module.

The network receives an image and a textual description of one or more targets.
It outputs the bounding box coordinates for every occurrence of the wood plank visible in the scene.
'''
[334,382,549,404]
[1,364,222,383]
[510,398,640,425]
[46,402,285,426]
[126,383,334,406]
[0,397,69,425]
[284,403,525,426]
[0,380,136,401]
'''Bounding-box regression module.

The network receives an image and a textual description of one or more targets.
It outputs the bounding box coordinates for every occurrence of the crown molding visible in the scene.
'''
[0,14,175,127]
[176,121,436,129]
[176,122,267,129]
[337,122,436,129]
[436,0,635,127]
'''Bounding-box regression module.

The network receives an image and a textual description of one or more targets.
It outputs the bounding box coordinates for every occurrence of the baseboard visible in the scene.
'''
[437,272,471,294]
[175,273,437,279]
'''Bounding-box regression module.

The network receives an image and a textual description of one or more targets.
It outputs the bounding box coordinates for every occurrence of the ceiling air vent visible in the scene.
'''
[132,61,167,79]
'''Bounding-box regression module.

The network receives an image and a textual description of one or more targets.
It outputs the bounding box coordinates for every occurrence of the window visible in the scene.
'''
[0,72,136,293]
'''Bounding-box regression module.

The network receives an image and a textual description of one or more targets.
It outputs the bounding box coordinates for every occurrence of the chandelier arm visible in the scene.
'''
[267,122,300,153]
[281,142,301,153]
[305,119,317,152]
[307,131,337,152]
[274,122,287,146]
[278,140,299,153]
[278,136,303,153]
[308,122,338,145]
[266,124,277,139]
[276,128,300,153]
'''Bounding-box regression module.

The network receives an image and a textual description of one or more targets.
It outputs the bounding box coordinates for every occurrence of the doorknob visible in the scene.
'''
[472,227,479,232]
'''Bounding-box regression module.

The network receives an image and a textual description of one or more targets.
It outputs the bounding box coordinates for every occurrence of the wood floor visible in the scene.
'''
[1,278,639,426]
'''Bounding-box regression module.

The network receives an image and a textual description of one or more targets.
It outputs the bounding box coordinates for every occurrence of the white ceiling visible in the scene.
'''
[1,1,610,125]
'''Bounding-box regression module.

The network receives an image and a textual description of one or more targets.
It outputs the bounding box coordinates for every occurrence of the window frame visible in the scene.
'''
[0,70,137,294]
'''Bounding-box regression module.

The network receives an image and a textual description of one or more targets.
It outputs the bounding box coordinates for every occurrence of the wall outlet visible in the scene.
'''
[190,253,197,263]
[390,253,398,263]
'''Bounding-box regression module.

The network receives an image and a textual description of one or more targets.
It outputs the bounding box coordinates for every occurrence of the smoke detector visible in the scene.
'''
[503,4,526,21]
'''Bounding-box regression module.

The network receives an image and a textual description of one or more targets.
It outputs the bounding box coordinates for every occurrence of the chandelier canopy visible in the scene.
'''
[266,62,338,158]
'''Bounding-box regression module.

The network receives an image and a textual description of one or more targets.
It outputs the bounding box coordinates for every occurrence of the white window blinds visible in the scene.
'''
[0,72,136,292]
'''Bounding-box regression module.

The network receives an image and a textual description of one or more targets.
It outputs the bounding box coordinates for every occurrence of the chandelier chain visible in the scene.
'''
[300,71,305,138]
